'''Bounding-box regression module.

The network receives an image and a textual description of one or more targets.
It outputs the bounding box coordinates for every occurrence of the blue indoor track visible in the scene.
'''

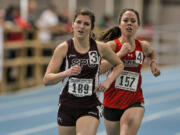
[0,66,180,135]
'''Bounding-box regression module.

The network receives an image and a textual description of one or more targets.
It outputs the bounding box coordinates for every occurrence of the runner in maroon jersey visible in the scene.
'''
[43,9,123,135]
[98,8,160,135]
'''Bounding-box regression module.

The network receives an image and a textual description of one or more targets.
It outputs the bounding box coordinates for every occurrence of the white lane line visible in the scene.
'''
[3,92,180,135]
[0,106,56,122]
[1,90,180,123]
[1,69,179,110]
[145,92,180,105]
[0,84,60,102]
[97,105,180,135]
[0,95,57,110]
[8,122,57,135]
[144,81,179,94]
[7,106,180,135]
[142,106,180,123]
[97,131,106,135]
[8,122,106,135]
[10,104,180,135]
[1,80,178,110]
[4,68,180,135]
[0,86,51,99]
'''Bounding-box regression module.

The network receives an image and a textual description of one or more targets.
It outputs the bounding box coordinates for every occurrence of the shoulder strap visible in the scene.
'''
[66,38,72,46]
[90,38,101,57]
[114,38,122,53]
[135,39,143,51]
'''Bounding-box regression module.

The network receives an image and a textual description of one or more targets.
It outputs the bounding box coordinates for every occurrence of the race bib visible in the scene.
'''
[136,51,143,64]
[68,77,93,97]
[88,51,99,65]
[115,70,139,92]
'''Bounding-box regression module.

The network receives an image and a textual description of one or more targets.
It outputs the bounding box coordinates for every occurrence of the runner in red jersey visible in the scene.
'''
[98,8,160,135]
[104,39,145,109]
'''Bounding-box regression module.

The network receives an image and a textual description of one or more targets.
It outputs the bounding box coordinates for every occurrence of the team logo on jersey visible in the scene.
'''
[71,51,99,67]
[128,54,133,57]
[69,54,76,58]
[123,60,138,67]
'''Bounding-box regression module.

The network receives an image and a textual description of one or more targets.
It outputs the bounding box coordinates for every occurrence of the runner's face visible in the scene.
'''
[72,15,91,39]
[119,11,139,37]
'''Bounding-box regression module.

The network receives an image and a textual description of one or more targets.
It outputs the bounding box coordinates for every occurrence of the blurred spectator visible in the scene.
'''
[0,9,4,82]
[58,10,69,24]
[98,15,114,29]
[136,24,155,41]
[0,9,5,26]
[3,6,31,82]
[28,0,37,28]
[36,4,59,43]
[26,0,38,40]
[4,5,14,23]
[58,10,72,33]
[0,8,18,83]
[4,5,31,41]
[14,8,30,30]
[5,5,30,30]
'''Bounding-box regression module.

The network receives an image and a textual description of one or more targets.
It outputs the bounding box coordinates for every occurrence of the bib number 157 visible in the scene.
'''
[115,71,139,92]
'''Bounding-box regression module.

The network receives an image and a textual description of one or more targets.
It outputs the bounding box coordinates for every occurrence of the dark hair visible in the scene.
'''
[98,8,140,42]
[98,26,121,42]
[118,8,140,26]
[73,9,95,30]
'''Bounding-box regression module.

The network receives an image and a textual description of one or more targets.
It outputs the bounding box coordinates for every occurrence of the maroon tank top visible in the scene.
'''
[59,38,102,109]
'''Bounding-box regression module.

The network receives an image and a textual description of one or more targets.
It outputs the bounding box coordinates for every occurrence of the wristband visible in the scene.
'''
[150,60,156,67]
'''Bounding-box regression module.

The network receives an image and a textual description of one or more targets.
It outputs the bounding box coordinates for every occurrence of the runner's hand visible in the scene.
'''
[120,42,132,56]
[66,64,81,76]
[151,63,160,77]
[94,80,111,92]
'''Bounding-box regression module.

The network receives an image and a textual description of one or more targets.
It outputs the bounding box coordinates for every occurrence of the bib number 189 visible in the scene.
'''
[68,78,93,97]
[72,83,89,94]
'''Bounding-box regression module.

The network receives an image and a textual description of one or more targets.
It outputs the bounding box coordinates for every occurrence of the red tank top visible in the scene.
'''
[103,39,145,109]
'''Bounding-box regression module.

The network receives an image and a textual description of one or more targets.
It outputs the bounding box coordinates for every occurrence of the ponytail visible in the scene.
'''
[90,31,96,40]
[98,26,121,42]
